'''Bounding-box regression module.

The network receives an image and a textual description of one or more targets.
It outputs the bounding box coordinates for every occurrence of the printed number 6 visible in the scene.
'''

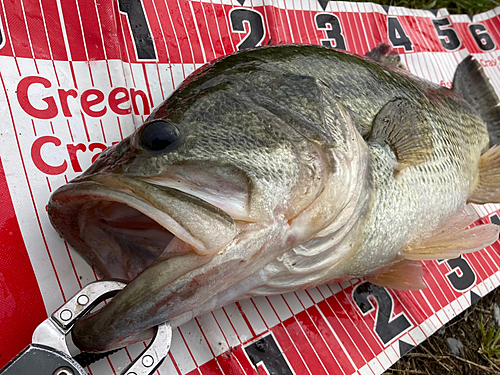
[353,282,412,345]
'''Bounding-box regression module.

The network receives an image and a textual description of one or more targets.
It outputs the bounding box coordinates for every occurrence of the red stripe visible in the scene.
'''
[207,2,232,57]
[400,16,425,53]
[318,297,368,368]
[319,296,372,366]
[282,316,328,374]
[271,323,312,374]
[232,342,259,375]
[41,0,68,61]
[191,2,215,61]
[216,349,248,375]
[421,261,453,314]
[166,0,193,64]
[2,0,32,57]
[398,288,434,321]
[434,260,463,302]
[301,305,354,374]
[178,0,204,62]
[0,157,47,368]
[338,12,354,53]
[261,2,277,46]
[235,302,256,337]
[285,7,302,44]
[60,0,87,60]
[351,11,369,54]
[142,64,155,108]
[419,17,444,52]
[294,5,313,44]
[197,358,224,375]
[94,0,121,60]
[143,0,170,62]
[153,0,182,64]
[277,8,293,43]
[78,0,105,60]
[80,112,91,142]
[419,263,447,313]
[0,0,14,57]
[23,0,51,59]
[0,71,66,303]
[204,3,226,58]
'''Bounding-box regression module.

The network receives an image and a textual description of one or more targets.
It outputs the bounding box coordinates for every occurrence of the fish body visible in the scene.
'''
[48,45,500,351]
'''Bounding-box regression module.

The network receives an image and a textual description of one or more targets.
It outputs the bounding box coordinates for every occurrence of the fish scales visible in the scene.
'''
[47,45,499,352]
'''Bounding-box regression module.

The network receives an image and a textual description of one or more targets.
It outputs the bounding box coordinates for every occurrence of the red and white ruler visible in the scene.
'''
[1,1,500,374]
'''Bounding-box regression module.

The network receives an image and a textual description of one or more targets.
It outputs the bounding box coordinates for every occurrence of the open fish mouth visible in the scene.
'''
[48,174,238,281]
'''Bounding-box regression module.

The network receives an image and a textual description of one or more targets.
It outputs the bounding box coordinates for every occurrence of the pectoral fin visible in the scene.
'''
[368,98,434,173]
[468,145,500,204]
[402,210,499,261]
[366,259,426,290]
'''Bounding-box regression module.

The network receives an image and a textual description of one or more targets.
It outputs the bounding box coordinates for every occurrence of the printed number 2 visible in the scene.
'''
[229,9,266,50]
[353,282,412,345]
[315,13,346,50]
[388,17,413,52]
[118,0,156,59]
[438,256,476,292]
[244,334,294,375]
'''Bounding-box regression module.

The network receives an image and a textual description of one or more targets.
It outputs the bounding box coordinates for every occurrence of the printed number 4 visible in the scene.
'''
[353,282,412,345]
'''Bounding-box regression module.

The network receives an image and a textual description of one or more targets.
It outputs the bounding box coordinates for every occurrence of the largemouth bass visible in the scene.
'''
[48,44,500,352]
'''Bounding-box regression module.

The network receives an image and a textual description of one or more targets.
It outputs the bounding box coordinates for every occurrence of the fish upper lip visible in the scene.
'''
[70,174,238,256]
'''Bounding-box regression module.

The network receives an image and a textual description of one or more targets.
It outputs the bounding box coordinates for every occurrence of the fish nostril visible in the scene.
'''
[140,120,179,152]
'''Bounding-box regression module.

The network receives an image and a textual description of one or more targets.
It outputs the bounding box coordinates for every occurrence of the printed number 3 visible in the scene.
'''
[438,256,476,292]
[353,282,412,345]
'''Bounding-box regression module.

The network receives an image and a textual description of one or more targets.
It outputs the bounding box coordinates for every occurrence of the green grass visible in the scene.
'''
[479,318,500,364]
[368,0,499,15]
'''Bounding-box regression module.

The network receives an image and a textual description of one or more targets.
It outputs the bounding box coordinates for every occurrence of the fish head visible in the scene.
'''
[48,76,333,351]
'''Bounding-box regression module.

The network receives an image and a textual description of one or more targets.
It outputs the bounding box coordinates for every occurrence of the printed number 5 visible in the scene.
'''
[353,282,412,345]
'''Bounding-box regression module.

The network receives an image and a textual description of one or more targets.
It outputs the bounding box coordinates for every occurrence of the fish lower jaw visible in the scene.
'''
[48,177,237,280]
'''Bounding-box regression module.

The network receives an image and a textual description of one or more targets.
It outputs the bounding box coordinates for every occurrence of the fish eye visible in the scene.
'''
[140,120,179,152]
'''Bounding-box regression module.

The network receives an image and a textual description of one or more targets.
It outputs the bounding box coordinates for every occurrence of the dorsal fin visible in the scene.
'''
[367,98,433,173]
[468,145,500,204]
[366,260,426,290]
[364,43,406,70]
[453,56,500,146]
[402,210,499,261]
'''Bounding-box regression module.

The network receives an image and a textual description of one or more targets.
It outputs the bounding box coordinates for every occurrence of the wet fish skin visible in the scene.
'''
[48,45,496,352]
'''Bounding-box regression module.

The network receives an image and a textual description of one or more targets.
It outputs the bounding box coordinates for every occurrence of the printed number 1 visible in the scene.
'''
[118,0,156,59]
[353,282,412,345]
[244,334,294,374]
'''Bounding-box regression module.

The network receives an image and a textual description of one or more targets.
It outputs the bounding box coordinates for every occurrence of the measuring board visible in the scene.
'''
[0,1,500,374]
